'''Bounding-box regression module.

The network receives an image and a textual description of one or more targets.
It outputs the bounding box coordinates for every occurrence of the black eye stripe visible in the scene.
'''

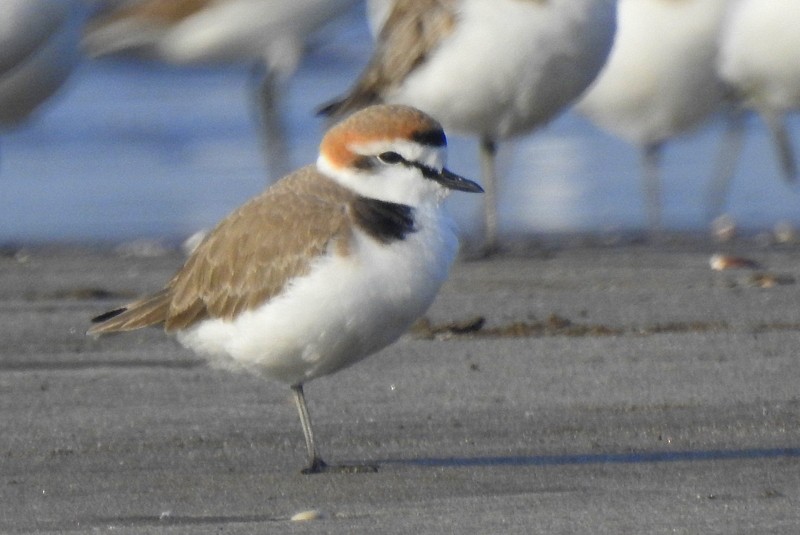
[358,153,440,180]
[411,161,439,180]
[385,154,439,179]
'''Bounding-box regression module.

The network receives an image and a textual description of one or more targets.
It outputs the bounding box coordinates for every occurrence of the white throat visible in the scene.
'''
[317,153,449,208]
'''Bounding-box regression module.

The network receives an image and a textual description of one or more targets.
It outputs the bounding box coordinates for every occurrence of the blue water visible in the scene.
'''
[2,14,799,244]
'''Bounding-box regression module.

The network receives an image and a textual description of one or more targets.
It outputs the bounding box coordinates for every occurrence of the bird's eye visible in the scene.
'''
[377,151,403,164]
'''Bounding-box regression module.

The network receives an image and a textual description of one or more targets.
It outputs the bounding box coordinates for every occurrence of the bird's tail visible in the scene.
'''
[87,289,171,336]
[317,89,379,121]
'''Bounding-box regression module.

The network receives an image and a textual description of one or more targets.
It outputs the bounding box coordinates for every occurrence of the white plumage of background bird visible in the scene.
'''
[576,0,734,233]
[1,0,87,162]
[322,0,617,253]
[714,0,800,213]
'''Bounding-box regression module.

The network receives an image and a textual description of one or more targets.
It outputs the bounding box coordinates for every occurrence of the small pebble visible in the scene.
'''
[747,273,795,288]
[290,509,327,522]
[709,254,759,271]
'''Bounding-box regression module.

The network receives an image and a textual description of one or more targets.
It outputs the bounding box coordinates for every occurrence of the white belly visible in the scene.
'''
[177,207,458,385]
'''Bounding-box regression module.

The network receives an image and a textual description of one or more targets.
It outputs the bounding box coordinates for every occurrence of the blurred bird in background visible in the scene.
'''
[0,0,87,164]
[83,0,362,181]
[576,0,733,234]
[712,0,800,219]
[4,0,798,243]
[320,0,617,254]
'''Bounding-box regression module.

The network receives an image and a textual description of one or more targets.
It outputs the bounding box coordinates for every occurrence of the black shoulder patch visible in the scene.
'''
[352,197,416,243]
[412,128,446,147]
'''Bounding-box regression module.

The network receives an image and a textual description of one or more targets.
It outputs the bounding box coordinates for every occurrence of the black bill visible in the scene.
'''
[434,168,484,193]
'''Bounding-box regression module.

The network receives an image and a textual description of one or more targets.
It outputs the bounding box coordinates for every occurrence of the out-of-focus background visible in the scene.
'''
[1,1,799,245]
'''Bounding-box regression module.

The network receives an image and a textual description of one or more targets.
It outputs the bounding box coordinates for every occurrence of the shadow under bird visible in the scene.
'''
[88,104,483,474]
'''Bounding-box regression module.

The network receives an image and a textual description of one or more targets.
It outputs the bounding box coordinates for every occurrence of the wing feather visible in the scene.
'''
[90,166,356,335]
[164,167,355,330]
[319,0,458,117]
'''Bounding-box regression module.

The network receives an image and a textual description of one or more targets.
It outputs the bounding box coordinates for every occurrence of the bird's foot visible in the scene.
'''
[301,458,378,475]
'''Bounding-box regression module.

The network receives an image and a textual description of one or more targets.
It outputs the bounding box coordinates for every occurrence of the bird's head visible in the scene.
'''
[317,105,483,206]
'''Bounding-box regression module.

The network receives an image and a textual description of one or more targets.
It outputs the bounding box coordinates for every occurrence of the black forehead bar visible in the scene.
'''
[412,128,446,147]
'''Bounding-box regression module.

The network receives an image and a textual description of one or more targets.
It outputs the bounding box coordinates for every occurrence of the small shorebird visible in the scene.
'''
[1,0,86,129]
[576,0,732,232]
[83,0,360,179]
[88,104,483,474]
[321,0,617,253]
[714,0,800,208]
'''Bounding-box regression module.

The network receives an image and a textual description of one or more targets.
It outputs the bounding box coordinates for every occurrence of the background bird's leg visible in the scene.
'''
[251,63,291,182]
[761,108,798,182]
[480,137,499,254]
[642,143,664,237]
[706,105,746,223]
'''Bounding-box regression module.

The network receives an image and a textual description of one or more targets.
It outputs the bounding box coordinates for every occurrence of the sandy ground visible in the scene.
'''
[1,237,799,533]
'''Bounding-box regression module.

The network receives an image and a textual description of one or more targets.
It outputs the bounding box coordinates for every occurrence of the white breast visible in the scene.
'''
[177,203,459,386]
